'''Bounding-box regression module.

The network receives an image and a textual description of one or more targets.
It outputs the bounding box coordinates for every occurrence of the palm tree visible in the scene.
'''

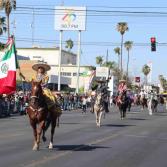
[103,61,116,70]
[0,0,16,38]
[142,64,151,85]
[124,41,133,79]
[159,75,167,92]
[96,56,103,67]
[114,47,120,69]
[117,22,129,75]
[0,16,6,50]
[65,39,74,52]
[0,16,6,35]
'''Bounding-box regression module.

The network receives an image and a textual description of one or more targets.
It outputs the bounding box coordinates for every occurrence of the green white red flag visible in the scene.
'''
[0,37,18,94]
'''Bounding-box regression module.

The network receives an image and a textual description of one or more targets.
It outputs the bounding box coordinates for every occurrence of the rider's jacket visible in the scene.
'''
[32,74,49,87]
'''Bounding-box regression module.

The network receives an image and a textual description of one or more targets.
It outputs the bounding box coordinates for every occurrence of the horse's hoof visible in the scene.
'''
[32,145,39,151]
[49,142,53,149]
[97,123,101,127]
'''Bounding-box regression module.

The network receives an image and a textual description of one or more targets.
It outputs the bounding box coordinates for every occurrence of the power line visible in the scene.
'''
[15,6,167,15]
[1,36,167,47]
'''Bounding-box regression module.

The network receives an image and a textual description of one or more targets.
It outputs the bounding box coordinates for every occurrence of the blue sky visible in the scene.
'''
[1,0,167,83]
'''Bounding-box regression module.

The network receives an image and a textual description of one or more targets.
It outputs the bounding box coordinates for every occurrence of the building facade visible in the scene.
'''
[17,47,94,92]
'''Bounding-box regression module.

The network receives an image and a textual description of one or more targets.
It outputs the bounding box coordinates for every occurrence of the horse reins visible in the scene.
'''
[29,95,45,116]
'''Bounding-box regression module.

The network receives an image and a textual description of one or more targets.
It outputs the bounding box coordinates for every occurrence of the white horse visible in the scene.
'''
[94,93,105,127]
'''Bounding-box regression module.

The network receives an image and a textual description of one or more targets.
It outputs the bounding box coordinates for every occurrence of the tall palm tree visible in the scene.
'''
[114,47,120,69]
[0,0,16,38]
[0,16,6,50]
[159,75,167,92]
[96,56,103,67]
[124,41,133,79]
[65,39,74,52]
[0,16,7,35]
[117,22,129,75]
[142,64,151,85]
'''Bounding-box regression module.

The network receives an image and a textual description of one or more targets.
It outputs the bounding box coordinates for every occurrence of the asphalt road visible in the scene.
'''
[1,105,167,167]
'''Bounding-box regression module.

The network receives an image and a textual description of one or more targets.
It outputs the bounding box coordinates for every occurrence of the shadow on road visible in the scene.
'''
[128,118,147,121]
[102,124,134,128]
[53,144,109,151]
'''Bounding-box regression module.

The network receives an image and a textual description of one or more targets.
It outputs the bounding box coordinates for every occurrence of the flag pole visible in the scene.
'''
[12,35,24,92]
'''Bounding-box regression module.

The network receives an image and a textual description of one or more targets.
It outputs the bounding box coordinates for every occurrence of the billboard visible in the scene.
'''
[55,6,86,31]
[96,67,109,78]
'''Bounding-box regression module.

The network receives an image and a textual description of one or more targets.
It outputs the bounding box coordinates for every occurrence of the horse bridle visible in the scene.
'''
[30,95,39,99]
[29,96,45,116]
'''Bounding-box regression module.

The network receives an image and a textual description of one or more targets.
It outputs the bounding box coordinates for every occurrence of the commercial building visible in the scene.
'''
[16,47,94,92]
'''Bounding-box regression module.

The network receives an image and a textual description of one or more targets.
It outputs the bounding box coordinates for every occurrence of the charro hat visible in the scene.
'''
[119,79,126,83]
[32,61,51,71]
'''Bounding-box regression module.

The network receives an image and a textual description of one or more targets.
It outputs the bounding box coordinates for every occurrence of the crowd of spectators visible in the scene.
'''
[0,91,92,117]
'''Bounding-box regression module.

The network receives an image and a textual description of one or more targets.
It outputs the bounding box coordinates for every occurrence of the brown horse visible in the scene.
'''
[26,80,61,151]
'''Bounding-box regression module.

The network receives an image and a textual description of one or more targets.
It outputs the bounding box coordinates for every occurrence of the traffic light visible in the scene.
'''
[151,37,156,51]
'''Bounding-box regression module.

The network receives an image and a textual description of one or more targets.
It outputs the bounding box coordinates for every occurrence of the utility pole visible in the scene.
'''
[76,30,81,94]
[106,49,108,62]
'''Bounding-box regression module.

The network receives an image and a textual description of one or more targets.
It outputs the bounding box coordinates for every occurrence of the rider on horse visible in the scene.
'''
[95,80,110,113]
[19,61,61,111]
[117,80,129,119]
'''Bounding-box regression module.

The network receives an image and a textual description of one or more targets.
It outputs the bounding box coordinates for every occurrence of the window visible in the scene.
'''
[61,72,71,76]
[33,56,41,58]
[73,73,77,76]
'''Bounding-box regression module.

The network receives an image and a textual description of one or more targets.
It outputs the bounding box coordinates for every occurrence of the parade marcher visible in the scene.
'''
[19,61,61,111]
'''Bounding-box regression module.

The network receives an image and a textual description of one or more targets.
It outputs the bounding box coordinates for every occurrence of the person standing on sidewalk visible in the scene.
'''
[82,96,87,113]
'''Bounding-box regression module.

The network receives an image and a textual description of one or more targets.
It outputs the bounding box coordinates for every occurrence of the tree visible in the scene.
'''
[0,0,16,38]
[102,61,116,70]
[142,64,151,84]
[0,16,6,35]
[124,41,133,79]
[96,56,103,66]
[0,16,6,50]
[117,22,129,75]
[159,75,167,92]
[65,39,74,52]
[114,47,120,69]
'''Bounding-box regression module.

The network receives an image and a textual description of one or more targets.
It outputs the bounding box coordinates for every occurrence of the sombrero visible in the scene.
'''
[32,61,51,71]
[119,79,126,83]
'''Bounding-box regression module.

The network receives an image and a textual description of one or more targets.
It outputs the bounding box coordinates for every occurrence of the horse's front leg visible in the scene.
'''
[30,121,38,151]
[98,111,103,127]
[94,111,99,126]
[36,121,45,150]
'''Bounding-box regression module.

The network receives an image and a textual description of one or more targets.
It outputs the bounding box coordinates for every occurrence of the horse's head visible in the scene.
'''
[30,80,43,105]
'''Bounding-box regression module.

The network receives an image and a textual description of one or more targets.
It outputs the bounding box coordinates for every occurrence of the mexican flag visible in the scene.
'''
[0,37,18,94]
